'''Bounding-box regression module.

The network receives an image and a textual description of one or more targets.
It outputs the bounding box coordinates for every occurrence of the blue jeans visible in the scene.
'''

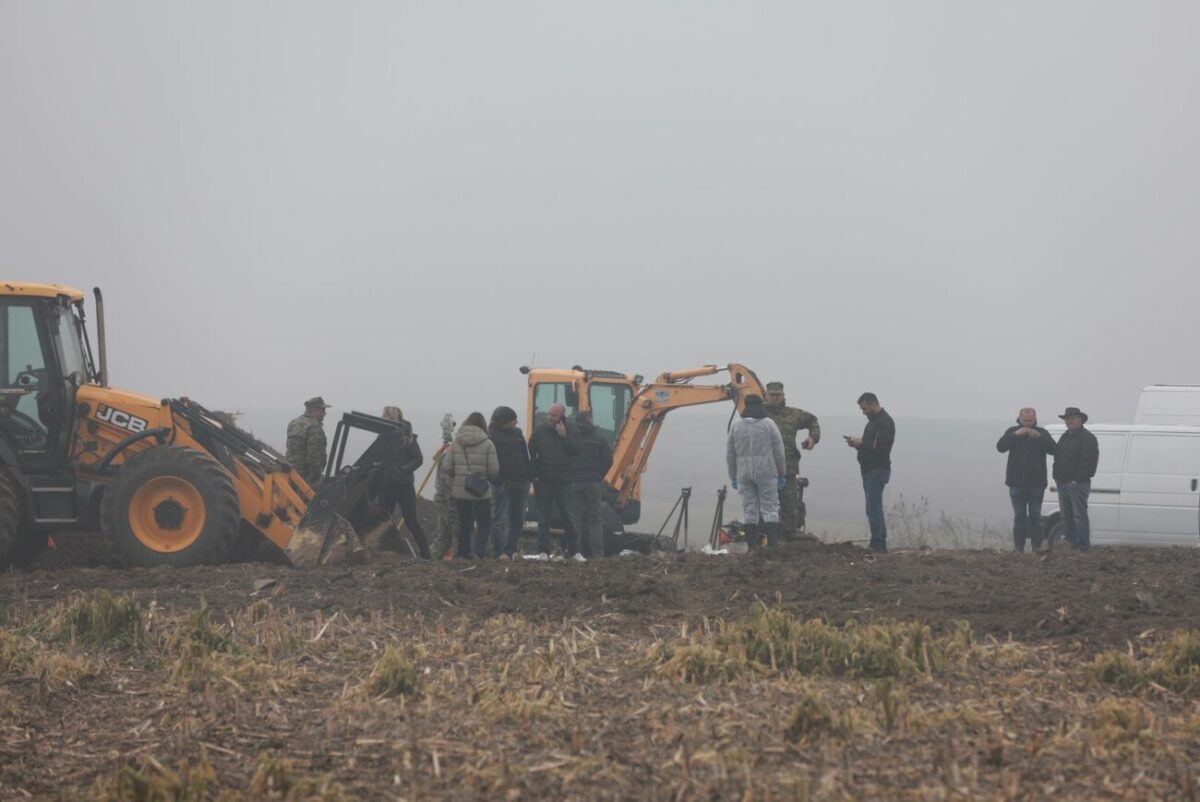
[1009,486,1045,551]
[862,468,890,550]
[534,481,581,556]
[1057,480,1091,551]
[491,480,530,557]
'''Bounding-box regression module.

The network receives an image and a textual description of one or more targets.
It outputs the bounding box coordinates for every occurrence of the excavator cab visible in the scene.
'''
[523,367,640,533]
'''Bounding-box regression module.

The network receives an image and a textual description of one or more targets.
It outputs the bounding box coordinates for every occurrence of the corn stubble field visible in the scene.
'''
[2,535,1200,801]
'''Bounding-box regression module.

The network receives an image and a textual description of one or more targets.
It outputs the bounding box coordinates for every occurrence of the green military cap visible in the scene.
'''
[765,381,785,392]
[305,396,332,409]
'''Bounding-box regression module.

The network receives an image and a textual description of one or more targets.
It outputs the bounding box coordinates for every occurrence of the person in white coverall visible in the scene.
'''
[726,394,787,548]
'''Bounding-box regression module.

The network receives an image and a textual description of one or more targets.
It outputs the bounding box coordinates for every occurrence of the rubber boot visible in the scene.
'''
[744,523,761,549]
[763,522,781,549]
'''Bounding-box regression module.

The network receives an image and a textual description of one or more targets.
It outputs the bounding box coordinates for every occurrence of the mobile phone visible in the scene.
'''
[842,435,852,441]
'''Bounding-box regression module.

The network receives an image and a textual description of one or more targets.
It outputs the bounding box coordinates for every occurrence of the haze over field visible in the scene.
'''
[2,3,1196,535]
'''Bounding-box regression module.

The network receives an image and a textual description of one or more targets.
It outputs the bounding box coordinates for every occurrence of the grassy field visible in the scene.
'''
[2,542,1199,800]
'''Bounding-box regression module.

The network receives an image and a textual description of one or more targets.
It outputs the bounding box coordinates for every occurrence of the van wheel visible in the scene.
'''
[1043,520,1066,552]
[102,446,240,567]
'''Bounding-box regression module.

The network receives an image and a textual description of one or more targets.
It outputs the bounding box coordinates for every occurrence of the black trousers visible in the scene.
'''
[379,481,431,559]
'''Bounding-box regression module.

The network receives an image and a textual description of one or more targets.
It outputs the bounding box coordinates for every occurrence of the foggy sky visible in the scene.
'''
[2,2,1197,425]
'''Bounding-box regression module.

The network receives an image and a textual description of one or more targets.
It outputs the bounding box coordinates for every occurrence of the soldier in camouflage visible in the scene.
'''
[286,396,331,487]
[764,381,820,537]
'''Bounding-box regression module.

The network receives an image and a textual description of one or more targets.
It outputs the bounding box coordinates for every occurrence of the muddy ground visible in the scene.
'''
[2,531,1200,800]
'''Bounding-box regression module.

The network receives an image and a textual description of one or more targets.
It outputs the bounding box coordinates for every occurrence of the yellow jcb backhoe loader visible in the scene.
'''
[0,282,382,569]
[520,362,765,549]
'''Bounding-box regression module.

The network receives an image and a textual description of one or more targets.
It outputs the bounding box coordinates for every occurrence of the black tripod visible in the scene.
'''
[656,487,691,551]
[708,486,728,550]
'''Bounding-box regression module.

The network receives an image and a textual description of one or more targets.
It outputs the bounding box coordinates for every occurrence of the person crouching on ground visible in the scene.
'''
[439,411,500,558]
[996,407,1056,552]
[726,394,786,548]
[488,406,531,560]
[573,411,613,558]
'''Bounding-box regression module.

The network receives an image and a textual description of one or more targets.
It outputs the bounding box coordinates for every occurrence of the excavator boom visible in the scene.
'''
[607,363,764,506]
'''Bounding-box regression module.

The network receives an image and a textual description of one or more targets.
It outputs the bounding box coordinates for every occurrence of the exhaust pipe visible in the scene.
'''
[93,287,108,387]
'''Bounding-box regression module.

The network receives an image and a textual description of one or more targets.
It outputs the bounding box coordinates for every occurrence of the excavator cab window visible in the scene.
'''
[0,302,54,453]
[587,383,632,447]
[532,382,577,429]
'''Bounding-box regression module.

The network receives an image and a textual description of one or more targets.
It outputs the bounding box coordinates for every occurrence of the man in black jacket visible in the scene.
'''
[573,412,614,558]
[847,392,895,553]
[368,407,431,559]
[488,406,532,559]
[529,403,584,560]
[996,407,1057,552]
[1052,406,1099,552]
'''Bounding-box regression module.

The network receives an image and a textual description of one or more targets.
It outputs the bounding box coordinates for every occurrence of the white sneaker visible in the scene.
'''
[572,553,587,563]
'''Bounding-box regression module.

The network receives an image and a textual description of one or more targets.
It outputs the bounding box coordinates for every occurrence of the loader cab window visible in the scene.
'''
[50,304,87,384]
[0,303,53,452]
[587,383,632,446]
[532,382,577,430]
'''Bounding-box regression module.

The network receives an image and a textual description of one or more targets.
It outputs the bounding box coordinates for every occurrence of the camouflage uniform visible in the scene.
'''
[765,382,820,537]
[431,450,457,560]
[286,413,328,487]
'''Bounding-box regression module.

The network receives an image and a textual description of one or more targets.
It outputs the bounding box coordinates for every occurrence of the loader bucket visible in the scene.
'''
[285,466,375,567]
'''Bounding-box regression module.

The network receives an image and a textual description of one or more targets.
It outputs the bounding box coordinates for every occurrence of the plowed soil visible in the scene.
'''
[3,535,1200,800]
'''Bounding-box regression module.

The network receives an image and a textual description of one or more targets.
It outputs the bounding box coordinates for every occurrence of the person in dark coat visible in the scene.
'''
[488,406,532,559]
[367,406,432,559]
[847,392,895,553]
[572,411,613,558]
[1052,406,1099,552]
[996,407,1057,552]
[529,403,584,560]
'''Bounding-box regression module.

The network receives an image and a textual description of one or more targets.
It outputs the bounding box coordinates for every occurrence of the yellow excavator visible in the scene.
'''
[520,363,765,543]
[0,282,384,569]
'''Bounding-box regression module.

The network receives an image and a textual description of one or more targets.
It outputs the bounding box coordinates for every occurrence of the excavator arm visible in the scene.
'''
[606,363,764,506]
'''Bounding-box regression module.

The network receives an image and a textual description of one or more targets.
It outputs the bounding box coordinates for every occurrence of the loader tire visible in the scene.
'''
[0,468,23,569]
[102,446,240,568]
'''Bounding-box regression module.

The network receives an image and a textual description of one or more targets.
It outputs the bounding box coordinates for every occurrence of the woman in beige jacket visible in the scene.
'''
[439,411,501,557]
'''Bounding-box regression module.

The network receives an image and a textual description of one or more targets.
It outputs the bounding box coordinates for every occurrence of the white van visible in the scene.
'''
[1134,385,1200,426]
[1042,423,1200,547]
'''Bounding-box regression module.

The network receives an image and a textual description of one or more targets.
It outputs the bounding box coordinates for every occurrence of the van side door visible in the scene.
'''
[1086,432,1128,545]
[1120,433,1200,546]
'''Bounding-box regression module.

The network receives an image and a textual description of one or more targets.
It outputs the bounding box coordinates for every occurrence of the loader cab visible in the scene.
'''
[0,292,93,469]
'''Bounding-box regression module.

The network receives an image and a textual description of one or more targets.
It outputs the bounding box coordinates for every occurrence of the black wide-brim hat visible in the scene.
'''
[1058,406,1088,423]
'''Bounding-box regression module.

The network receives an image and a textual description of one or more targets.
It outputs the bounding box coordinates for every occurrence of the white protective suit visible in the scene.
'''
[726,416,787,524]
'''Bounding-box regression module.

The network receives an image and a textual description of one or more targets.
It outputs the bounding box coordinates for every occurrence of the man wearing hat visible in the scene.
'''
[287,396,331,487]
[1051,406,1099,552]
[764,381,820,537]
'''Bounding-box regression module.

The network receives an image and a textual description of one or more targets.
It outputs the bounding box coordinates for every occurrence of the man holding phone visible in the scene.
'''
[529,403,584,561]
[846,392,895,553]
